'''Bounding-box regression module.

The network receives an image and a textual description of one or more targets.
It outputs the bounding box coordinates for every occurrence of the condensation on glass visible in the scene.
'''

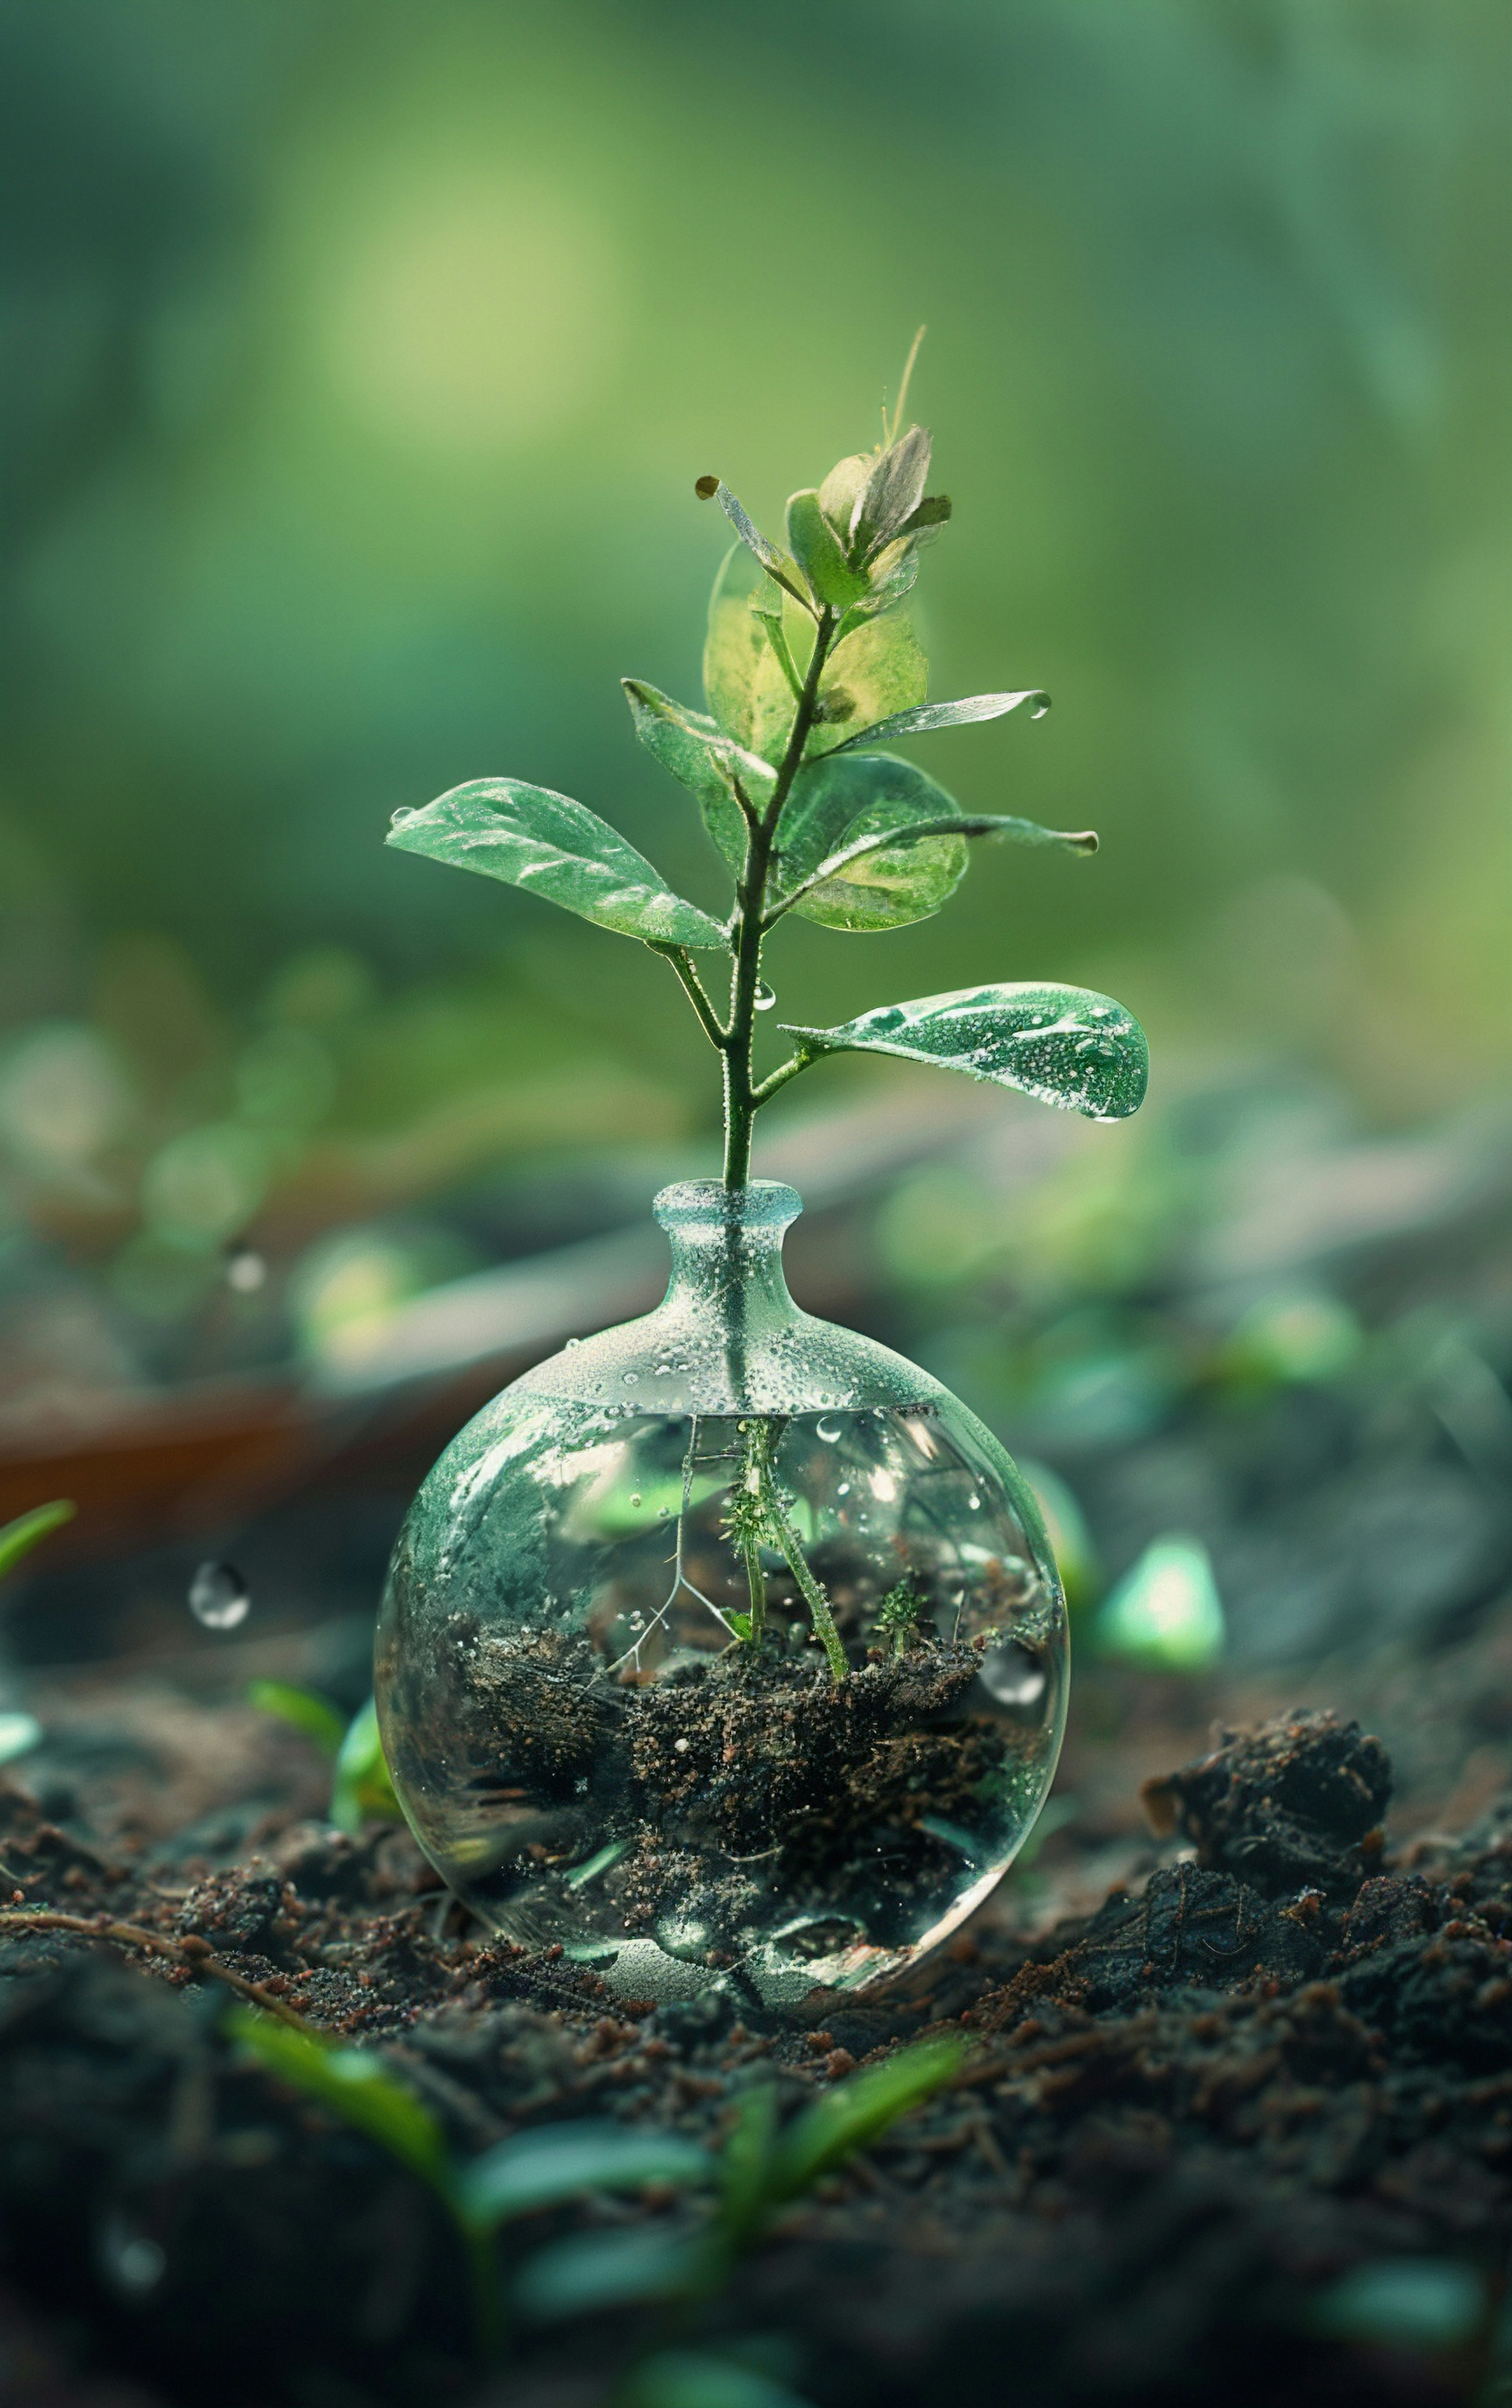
[376,1181,1067,2012]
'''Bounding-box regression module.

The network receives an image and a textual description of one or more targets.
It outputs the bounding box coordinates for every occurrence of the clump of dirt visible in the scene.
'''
[1140,1708,1393,1895]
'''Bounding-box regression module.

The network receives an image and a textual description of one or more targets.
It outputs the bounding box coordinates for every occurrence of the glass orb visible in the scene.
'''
[376,1181,1066,2012]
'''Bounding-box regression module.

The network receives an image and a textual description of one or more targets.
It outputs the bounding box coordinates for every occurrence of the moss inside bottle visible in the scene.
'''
[376,1179,1067,2012]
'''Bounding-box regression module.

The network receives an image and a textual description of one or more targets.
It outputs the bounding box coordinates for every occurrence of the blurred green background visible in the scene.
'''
[1,0,1508,1400]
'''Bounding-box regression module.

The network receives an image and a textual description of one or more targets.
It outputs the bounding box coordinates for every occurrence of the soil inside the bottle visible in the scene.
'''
[452,1622,1031,1972]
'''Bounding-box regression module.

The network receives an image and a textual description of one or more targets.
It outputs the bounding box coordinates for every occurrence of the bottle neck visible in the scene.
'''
[654,1180,802,1337]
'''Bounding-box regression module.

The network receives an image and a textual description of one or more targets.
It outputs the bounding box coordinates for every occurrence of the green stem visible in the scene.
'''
[652,943,727,1047]
[762,1472,847,1685]
[721,606,838,1191]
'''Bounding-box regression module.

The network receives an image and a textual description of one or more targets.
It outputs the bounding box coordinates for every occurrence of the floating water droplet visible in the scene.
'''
[815,1414,842,1442]
[102,2217,167,2297]
[188,1561,250,1630]
[754,981,777,1012]
[224,1244,266,1294]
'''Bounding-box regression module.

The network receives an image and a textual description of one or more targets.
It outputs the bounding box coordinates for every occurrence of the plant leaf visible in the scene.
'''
[784,490,870,612]
[228,2007,451,2190]
[825,689,1049,755]
[246,1680,346,1758]
[818,451,873,548]
[702,482,808,606]
[330,1697,404,1833]
[511,2226,704,2321]
[896,493,952,537]
[623,2352,820,2408]
[0,1500,74,1582]
[808,611,926,755]
[717,2083,780,2245]
[780,983,1149,1119]
[774,753,966,932]
[850,424,932,560]
[775,811,1098,925]
[387,782,728,952]
[834,537,921,639]
[704,544,803,766]
[767,2037,966,2203]
[456,2120,714,2234]
[622,679,771,873]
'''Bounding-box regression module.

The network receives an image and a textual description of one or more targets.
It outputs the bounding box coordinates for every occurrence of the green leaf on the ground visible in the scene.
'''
[825,689,1049,754]
[704,545,803,765]
[785,489,870,611]
[387,783,728,952]
[229,2008,450,2189]
[622,2352,820,2408]
[780,983,1149,1119]
[0,1500,74,1582]
[774,753,968,931]
[622,679,770,873]
[247,1681,347,1758]
[809,611,927,755]
[330,1697,404,1833]
[456,2120,714,2232]
[767,2036,966,2202]
[511,2225,704,2320]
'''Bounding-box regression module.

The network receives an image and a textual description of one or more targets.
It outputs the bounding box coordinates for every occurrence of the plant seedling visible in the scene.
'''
[384,342,1147,1683]
[231,2004,963,2373]
[247,1684,404,1832]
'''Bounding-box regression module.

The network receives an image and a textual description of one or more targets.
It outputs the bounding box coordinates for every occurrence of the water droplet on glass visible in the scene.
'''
[224,1244,266,1295]
[979,1639,1049,1710]
[188,1561,250,1630]
[658,1504,671,1520]
[754,981,777,1012]
[815,1415,842,1442]
[629,1491,642,1508]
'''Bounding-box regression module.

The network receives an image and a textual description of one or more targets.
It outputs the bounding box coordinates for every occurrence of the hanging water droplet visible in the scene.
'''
[1029,695,1051,720]
[188,1561,250,1630]
[815,1414,842,1442]
[754,981,777,1012]
[224,1243,266,1295]
[967,1493,981,1511]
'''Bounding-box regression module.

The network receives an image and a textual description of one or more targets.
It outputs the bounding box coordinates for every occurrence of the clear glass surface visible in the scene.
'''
[376,1181,1067,2011]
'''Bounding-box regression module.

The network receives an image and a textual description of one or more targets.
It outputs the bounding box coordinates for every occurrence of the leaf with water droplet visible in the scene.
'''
[773,754,968,931]
[387,781,728,951]
[622,679,772,873]
[823,688,1050,755]
[780,982,1148,1118]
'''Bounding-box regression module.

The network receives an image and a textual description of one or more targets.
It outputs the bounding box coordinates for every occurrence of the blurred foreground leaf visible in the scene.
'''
[456,2120,713,2231]
[330,1697,404,1832]
[247,1680,347,1758]
[1095,1535,1225,1671]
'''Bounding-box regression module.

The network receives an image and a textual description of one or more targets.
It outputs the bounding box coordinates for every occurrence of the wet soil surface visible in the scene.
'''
[0,1676,1509,2408]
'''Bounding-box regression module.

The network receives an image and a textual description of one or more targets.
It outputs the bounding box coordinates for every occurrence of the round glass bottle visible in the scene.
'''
[376,1180,1067,2012]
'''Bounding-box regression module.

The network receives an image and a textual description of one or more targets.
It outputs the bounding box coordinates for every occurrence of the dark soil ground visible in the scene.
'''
[1,1676,1510,2408]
